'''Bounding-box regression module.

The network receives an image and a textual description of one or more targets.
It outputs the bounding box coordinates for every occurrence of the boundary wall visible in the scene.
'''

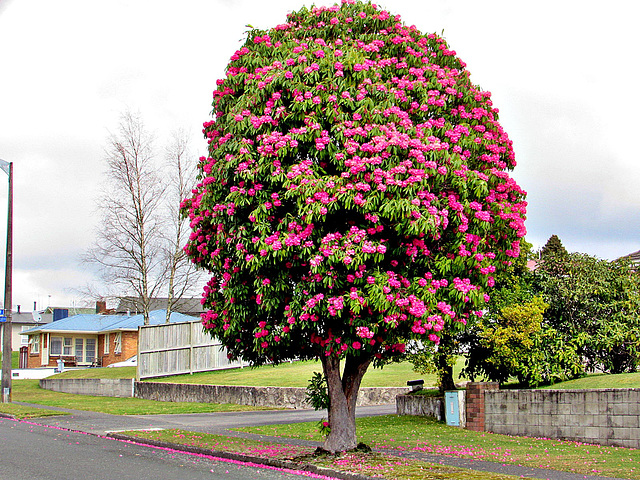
[396,393,443,420]
[485,388,640,449]
[39,378,407,409]
[396,382,640,449]
[41,378,135,398]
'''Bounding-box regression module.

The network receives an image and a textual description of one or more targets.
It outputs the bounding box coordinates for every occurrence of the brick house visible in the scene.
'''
[21,310,198,368]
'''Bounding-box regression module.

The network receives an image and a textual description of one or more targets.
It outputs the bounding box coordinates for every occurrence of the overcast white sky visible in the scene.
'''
[0,0,638,312]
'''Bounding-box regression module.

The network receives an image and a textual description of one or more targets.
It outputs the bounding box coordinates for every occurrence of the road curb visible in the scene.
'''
[107,433,382,480]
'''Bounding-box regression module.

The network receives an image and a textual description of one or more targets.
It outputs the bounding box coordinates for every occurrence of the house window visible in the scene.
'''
[50,337,73,356]
[63,337,73,356]
[74,338,98,364]
[104,333,110,355]
[21,326,30,345]
[75,339,84,363]
[50,337,62,355]
[29,335,39,354]
[85,338,96,363]
[114,332,122,354]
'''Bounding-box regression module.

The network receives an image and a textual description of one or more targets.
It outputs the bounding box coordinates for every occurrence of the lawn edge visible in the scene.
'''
[107,432,377,480]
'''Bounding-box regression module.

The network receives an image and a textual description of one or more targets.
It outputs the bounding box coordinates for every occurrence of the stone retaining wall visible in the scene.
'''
[39,378,407,409]
[135,382,408,409]
[396,393,443,420]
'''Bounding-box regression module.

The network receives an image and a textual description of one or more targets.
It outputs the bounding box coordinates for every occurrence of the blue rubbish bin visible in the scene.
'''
[445,390,466,427]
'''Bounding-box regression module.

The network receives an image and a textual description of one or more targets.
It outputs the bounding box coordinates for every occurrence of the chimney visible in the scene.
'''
[96,301,107,314]
[17,305,20,314]
[34,301,37,311]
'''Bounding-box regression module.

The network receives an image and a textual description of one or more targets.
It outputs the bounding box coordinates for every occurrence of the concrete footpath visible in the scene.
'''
[11,402,633,480]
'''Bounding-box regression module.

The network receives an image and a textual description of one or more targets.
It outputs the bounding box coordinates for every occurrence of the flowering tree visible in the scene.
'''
[183,0,526,452]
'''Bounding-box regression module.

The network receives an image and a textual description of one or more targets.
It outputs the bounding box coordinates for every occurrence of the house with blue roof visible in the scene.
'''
[21,309,199,368]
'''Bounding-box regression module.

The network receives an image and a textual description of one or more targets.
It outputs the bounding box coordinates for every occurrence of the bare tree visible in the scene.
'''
[162,129,204,322]
[85,111,166,324]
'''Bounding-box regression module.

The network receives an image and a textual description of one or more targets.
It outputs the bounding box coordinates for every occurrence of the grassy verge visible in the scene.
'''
[121,428,517,480]
[238,415,640,479]
[0,402,66,419]
[10,379,275,415]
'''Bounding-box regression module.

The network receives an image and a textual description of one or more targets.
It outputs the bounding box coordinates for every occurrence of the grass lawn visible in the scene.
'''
[55,359,466,388]
[53,366,136,379]
[236,415,640,480]
[38,358,640,390]
[9,379,275,416]
[0,351,20,369]
[540,371,640,389]
[0,402,67,419]
[120,428,517,480]
[146,360,435,387]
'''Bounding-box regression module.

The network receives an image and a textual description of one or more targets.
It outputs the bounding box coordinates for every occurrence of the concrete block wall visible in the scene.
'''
[485,388,640,449]
[40,378,135,398]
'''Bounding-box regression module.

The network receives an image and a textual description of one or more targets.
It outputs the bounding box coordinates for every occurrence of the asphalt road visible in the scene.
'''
[0,417,331,480]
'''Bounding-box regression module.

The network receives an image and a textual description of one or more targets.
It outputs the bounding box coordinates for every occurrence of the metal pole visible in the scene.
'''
[1,162,12,402]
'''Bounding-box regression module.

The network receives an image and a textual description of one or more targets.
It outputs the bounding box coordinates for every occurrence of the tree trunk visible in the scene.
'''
[321,353,372,453]
[438,355,456,393]
[165,258,177,323]
[436,333,456,394]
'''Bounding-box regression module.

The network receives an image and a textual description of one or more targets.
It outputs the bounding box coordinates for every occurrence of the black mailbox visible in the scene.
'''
[407,379,424,391]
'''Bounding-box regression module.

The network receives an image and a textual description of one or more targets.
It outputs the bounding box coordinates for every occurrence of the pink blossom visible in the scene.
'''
[356,326,374,338]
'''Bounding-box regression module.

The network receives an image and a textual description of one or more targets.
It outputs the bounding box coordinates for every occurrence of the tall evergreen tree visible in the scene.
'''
[539,234,568,275]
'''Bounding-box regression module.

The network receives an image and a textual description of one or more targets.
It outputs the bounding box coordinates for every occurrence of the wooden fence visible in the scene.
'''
[137,320,246,379]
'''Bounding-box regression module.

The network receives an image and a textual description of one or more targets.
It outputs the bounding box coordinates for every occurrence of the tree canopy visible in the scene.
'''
[183,0,526,451]
[463,242,640,386]
[538,252,640,374]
